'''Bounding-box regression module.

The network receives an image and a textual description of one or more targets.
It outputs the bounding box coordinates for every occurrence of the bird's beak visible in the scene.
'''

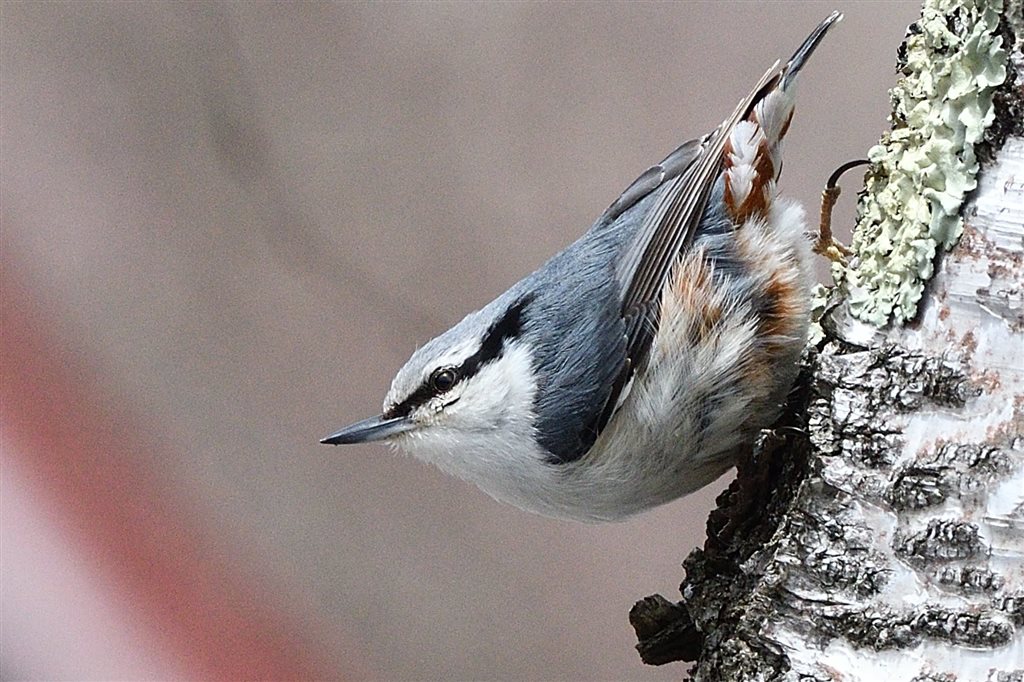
[320,414,415,445]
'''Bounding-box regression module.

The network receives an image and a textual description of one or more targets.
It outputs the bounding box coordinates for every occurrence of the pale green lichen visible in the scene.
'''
[808,283,830,346]
[835,0,1007,327]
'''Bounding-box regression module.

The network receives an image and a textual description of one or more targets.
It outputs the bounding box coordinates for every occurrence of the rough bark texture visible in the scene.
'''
[631,3,1024,680]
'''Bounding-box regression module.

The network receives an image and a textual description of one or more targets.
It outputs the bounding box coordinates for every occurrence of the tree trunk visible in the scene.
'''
[631,1,1024,679]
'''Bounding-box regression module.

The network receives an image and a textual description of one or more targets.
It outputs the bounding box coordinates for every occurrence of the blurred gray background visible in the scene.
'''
[2,2,920,679]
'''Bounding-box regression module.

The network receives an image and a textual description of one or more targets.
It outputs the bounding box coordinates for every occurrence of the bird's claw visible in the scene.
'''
[815,159,870,265]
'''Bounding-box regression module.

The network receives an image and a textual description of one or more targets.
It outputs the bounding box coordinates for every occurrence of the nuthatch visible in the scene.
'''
[322,12,842,522]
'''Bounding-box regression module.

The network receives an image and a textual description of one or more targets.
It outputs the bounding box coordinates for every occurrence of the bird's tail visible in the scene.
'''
[723,11,843,224]
[782,10,843,90]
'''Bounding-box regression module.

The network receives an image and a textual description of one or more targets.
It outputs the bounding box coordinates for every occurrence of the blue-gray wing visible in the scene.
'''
[591,63,783,434]
[598,137,705,227]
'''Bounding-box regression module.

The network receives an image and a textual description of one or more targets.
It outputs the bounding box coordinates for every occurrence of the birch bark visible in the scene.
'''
[631,2,1024,679]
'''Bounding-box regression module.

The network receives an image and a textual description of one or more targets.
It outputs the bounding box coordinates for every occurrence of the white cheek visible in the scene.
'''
[447,344,536,430]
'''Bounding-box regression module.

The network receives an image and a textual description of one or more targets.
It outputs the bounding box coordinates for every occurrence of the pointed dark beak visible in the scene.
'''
[320,414,414,445]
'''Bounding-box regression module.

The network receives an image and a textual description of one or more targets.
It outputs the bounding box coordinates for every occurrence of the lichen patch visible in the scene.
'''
[836,0,1008,326]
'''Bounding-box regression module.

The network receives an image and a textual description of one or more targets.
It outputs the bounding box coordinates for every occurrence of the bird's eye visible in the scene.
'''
[429,367,458,393]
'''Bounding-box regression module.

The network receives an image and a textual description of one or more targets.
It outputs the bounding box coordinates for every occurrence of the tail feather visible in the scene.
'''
[723,11,842,224]
[782,10,843,91]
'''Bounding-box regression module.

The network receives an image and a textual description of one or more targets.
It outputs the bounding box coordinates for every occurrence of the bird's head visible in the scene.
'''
[321,294,540,473]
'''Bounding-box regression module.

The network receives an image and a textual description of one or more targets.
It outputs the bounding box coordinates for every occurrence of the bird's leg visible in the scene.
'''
[815,159,870,264]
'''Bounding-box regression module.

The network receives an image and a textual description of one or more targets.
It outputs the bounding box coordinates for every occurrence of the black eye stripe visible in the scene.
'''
[384,294,534,419]
[385,383,437,419]
[456,294,533,380]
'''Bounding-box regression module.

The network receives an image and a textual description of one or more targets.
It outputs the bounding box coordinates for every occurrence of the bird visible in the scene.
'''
[322,12,843,522]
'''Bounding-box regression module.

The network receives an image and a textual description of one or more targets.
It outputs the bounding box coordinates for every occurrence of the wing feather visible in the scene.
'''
[591,62,783,435]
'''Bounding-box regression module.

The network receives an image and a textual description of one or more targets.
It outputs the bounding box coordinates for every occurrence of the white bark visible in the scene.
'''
[787,136,1024,681]
[631,2,1023,679]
